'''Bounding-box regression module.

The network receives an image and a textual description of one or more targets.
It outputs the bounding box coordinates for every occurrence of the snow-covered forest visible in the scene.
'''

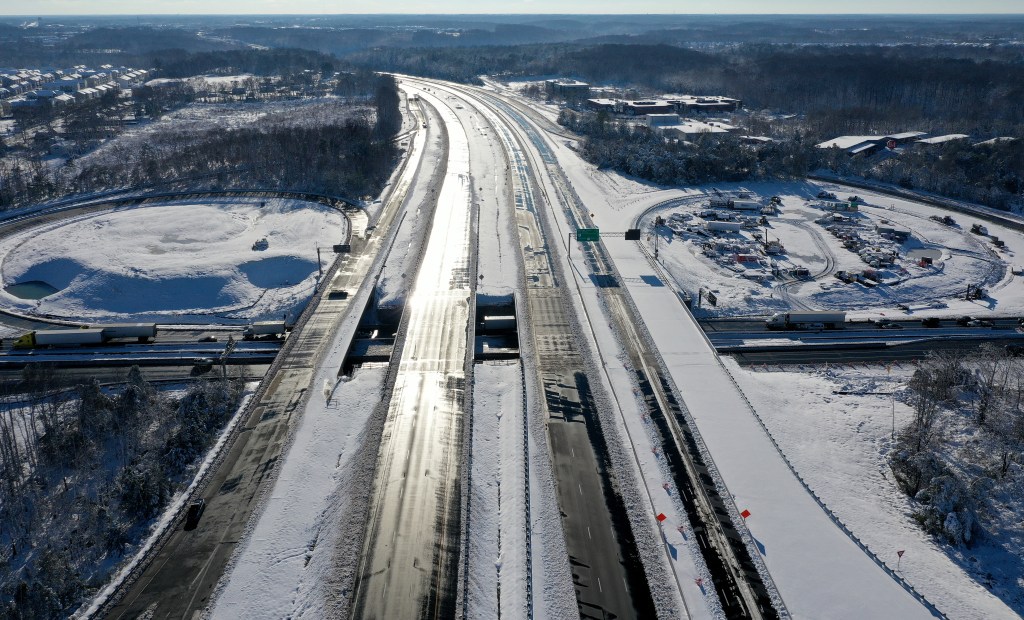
[0,367,245,618]
[0,72,401,209]
[890,346,1024,608]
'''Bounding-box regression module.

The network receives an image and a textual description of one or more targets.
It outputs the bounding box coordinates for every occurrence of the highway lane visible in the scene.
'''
[351,85,473,620]
[461,83,779,617]
[99,106,431,619]
[416,77,657,619]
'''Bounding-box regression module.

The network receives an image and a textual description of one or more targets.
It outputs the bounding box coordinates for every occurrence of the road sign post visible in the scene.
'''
[571,228,600,258]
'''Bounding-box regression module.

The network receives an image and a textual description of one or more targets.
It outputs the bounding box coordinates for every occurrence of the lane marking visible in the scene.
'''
[578,483,583,495]
[587,526,592,539]
[597,577,603,593]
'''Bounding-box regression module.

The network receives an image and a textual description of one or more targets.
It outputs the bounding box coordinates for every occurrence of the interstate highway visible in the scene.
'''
[99,99,433,619]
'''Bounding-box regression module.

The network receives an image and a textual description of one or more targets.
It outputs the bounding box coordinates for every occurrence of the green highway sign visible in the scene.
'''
[576,228,600,242]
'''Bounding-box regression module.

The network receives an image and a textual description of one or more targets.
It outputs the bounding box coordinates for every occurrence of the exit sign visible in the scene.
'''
[576,228,600,242]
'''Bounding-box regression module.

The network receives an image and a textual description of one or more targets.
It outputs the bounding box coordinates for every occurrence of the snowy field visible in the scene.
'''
[0,197,346,323]
[727,360,1021,618]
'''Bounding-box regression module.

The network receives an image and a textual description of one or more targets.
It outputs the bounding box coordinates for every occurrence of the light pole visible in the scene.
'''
[891,392,896,439]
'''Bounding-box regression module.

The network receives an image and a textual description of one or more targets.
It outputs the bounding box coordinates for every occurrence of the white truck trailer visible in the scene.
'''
[14,328,106,348]
[765,311,846,330]
[706,221,743,233]
[243,321,288,340]
[98,323,158,342]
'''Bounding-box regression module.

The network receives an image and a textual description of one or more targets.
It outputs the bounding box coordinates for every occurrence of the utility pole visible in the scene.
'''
[316,246,323,277]
[220,336,236,382]
[891,392,896,439]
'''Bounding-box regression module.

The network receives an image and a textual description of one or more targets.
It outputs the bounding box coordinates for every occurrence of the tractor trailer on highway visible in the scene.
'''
[242,321,288,340]
[14,328,106,348]
[13,323,158,348]
[765,311,846,330]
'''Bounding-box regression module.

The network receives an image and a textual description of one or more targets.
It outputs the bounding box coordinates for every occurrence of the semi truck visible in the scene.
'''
[765,311,846,331]
[242,321,288,340]
[12,323,159,348]
[13,328,106,348]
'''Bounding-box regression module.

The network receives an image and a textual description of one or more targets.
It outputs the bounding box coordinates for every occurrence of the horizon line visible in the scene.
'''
[3,12,1024,17]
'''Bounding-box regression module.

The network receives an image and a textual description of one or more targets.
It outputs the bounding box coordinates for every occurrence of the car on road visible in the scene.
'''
[198,335,218,343]
[184,498,206,530]
[956,316,974,327]
[921,317,941,328]
[191,358,214,375]
[967,319,994,328]
[874,320,902,329]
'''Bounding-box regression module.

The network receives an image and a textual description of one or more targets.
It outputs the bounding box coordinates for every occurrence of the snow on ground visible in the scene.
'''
[68,97,369,181]
[375,95,442,308]
[637,181,1019,320]
[78,381,260,618]
[0,197,345,323]
[598,234,935,618]
[212,87,428,619]
[467,362,528,619]
[727,360,1020,619]
[211,366,385,619]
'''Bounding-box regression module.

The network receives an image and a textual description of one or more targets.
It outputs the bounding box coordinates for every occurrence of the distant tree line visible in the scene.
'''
[0,366,244,619]
[559,108,1024,210]
[347,42,1024,138]
[70,115,395,199]
[0,74,400,208]
[825,139,1024,211]
[151,48,339,80]
[558,108,821,185]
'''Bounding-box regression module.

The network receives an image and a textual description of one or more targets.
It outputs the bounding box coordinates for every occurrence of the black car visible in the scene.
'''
[184,498,206,530]
[921,317,941,328]
[956,316,973,327]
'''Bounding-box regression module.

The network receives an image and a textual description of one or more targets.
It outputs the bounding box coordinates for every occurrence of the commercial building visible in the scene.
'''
[816,132,928,156]
[545,79,591,98]
[668,95,742,113]
[618,99,675,115]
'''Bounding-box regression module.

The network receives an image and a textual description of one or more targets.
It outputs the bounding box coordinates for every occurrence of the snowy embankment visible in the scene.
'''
[727,361,1020,619]
[375,102,446,309]
[600,231,936,618]
[0,197,345,323]
[211,366,385,619]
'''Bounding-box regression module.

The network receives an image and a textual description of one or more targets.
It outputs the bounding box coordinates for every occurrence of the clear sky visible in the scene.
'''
[2,0,1022,16]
